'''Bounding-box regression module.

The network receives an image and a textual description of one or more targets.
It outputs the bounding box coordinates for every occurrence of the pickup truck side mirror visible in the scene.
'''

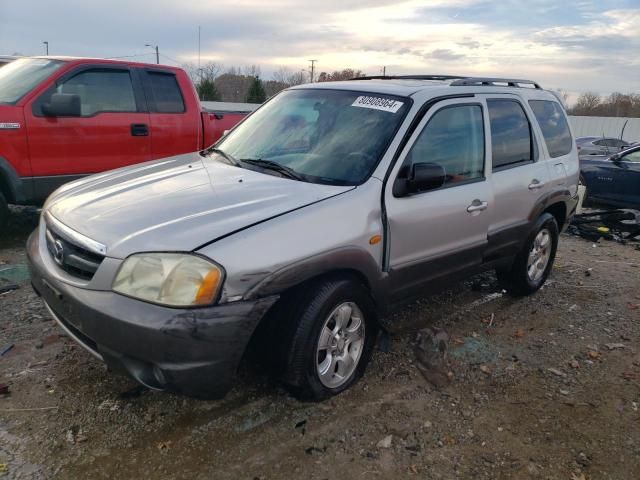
[393,162,446,197]
[42,93,81,117]
[610,153,621,162]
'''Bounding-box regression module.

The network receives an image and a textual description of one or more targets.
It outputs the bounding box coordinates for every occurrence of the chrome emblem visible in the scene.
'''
[53,239,65,265]
[0,122,21,130]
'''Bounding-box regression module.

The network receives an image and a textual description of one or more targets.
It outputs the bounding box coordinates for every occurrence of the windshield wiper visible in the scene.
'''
[240,158,305,181]
[203,147,241,166]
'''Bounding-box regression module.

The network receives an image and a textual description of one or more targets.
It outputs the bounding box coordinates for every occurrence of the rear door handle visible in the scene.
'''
[528,179,545,190]
[467,199,488,213]
[131,123,149,136]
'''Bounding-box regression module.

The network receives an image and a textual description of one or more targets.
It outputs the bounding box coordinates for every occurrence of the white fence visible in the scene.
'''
[568,116,640,142]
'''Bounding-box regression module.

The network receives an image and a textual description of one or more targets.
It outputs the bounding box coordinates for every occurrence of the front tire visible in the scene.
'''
[277,277,378,401]
[497,213,559,296]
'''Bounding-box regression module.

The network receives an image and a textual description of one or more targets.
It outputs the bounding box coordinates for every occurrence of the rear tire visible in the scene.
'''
[0,191,9,230]
[497,213,559,296]
[276,277,378,401]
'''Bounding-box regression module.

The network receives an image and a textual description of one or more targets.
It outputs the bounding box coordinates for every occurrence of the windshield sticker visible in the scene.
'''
[351,96,404,113]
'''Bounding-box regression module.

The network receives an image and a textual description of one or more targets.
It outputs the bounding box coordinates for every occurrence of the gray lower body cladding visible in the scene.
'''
[27,229,278,399]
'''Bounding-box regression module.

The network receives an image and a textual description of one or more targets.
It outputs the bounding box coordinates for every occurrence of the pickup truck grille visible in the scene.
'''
[45,227,104,281]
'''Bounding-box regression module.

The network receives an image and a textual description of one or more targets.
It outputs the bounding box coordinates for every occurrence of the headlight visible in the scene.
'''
[113,253,223,307]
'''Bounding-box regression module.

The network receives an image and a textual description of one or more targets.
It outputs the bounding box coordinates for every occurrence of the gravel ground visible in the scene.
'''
[1,207,639,480]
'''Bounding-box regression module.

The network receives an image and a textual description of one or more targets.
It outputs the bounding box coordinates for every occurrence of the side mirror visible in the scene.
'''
[393,162,446,197]
[610,153,621,162]
[42,93,81,117]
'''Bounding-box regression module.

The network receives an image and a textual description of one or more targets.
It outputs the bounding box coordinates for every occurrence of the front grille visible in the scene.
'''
[45,227,104,280]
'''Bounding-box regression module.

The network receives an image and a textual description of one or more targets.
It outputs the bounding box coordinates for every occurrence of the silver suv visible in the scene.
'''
[27,76,579,400]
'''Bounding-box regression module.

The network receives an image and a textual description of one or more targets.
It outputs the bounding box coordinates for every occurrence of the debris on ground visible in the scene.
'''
[0,383,9,395]
[0,344,14,356]
[377,435,393,449]
[569,209,640,243]
[0,283,19,295]
[548,368,567,377]
[413,327,451,388]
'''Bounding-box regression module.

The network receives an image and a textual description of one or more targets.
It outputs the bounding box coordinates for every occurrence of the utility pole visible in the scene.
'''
[308,59,317,83]
[145,44,159,64]
[382,66,386,77]
[43,41,49,56]
[198,26,201,81]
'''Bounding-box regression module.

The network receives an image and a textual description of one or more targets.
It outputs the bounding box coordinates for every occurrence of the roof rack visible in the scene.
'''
[349,75,466,81]
[450,77,542,89]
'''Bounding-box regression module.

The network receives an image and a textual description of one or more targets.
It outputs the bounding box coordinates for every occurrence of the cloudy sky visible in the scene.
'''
[1,0,638,100]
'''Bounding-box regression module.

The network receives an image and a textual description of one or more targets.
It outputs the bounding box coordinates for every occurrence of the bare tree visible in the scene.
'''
[316,69,366,82]
[570,92,602,116]
[569,92,640,118]
[183,61,223,86]
[272,66,308,88]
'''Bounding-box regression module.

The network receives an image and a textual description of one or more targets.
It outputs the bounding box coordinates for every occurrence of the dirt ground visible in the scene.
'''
[1,207,639,480]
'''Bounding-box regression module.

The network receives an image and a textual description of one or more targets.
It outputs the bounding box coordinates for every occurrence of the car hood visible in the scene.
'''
[46,152,353,258]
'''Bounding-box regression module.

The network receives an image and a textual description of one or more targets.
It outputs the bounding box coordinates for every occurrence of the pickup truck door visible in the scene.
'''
[25,64,151,201]
[139,68,202,159]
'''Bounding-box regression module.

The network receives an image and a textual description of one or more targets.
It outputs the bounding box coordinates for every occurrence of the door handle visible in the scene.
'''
[130,123,149,136]
[528,179,545,190]
[467,200,488,213]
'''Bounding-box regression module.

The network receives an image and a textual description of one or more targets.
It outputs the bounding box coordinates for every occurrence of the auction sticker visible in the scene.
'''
[351,96,404,113]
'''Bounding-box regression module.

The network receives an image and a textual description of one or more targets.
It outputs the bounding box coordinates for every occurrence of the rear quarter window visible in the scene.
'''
[529,100,573,158]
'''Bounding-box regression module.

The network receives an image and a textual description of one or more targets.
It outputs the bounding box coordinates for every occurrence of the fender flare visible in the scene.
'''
[243,246,389,310]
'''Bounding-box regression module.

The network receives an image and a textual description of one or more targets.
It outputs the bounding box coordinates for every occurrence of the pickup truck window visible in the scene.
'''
[215,89,409,185]
[54,69,137,116]
[0,58,64,104]
[147,72,186,113]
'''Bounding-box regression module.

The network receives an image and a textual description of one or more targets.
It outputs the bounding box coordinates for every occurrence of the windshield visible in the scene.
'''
[214,89,410,185]
[0,58,64,104]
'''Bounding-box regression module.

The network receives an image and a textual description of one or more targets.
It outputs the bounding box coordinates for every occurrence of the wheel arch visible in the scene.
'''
[243,246,388,310]
[0,156,27,204]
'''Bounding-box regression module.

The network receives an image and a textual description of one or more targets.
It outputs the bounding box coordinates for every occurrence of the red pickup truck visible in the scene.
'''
[0,57,250,226]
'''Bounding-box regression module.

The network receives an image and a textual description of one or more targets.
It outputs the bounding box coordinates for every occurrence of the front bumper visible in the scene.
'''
[27,228,278,399]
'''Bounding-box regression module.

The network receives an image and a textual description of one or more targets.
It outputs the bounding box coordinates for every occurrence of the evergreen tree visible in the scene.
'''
[197,78,221,101]
[245,76,266,103]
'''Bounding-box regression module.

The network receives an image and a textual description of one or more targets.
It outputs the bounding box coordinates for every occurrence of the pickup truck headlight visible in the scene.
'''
[113,253,223,307]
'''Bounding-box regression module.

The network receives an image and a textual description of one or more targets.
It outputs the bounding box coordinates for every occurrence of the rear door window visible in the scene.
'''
[529,100,573,157]
[147,71,185,113]
[487,100,533,170]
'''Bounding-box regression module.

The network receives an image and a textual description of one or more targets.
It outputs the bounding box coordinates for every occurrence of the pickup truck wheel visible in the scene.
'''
[497,213,559,296]
[278,278,378,401]
[0,191,8,229]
